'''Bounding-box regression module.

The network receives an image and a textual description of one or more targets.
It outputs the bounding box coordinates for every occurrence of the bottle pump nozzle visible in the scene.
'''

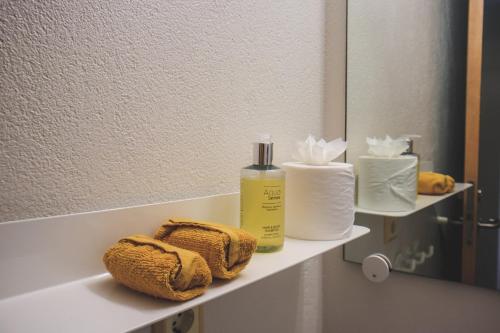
[253,134,273,166]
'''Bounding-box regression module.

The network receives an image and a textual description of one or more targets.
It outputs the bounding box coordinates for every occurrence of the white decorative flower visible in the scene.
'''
[292,135,347,165]
[366,135,408,157]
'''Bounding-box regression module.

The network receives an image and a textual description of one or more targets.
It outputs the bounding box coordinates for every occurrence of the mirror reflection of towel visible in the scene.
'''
[418,172,455,195]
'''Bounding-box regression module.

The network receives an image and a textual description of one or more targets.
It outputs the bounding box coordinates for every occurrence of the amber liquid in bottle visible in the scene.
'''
[241,165,285,252]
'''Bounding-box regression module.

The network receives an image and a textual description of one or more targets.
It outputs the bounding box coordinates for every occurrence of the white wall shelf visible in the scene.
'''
[0,227,369,333]
[0,193,369,333]
[355,183,472,218]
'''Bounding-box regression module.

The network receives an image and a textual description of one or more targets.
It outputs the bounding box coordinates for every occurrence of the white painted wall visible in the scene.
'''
[203,256,324,333]
[324,248,500,333]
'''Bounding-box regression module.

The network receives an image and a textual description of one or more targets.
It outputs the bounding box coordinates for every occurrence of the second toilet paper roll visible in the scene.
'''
[358,155,418,212]
[282,162,355,240]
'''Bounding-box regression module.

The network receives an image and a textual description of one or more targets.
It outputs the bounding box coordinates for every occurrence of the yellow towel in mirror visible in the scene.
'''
[418,172,455,195]
[155,218,257,280]
[103,235,212,301]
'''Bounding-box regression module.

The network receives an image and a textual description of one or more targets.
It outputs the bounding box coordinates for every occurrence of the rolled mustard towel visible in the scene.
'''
[103,235,212,301]
[154,218,257,280]
[418,172,455,195]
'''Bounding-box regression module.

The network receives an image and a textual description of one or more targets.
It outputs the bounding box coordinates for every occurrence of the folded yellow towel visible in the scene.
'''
[103,235,212,301]
[154,218,257,280]
[418,172,455,195]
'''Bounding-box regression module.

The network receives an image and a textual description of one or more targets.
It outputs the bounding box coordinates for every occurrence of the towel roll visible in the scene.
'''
[358,155,418,211]
[154,218,257,280]
[418,172,455,194]
[103,235,212,301]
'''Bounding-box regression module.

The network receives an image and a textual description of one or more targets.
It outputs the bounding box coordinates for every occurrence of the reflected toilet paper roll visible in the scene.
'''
[358,155,418,212]
[282,162,355,240]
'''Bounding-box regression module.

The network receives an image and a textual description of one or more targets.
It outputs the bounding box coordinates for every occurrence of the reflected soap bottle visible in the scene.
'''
[240,135,285,253]
[402,136,420,195]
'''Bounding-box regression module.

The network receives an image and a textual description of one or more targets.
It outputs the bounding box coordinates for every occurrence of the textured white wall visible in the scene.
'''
[0,0,324,222]
[0,1,331,333]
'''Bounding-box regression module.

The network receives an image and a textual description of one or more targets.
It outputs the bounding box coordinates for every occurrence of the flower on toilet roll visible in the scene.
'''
[366,135,409,157]
[292,135,347,165]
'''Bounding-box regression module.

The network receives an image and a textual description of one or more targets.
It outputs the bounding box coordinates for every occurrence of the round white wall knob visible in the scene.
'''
[362,253,392,283]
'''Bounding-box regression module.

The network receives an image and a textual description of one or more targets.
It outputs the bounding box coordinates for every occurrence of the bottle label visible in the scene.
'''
[240,178,284,248]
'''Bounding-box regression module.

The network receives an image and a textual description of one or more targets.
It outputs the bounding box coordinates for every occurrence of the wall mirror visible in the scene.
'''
[344,0,500,290]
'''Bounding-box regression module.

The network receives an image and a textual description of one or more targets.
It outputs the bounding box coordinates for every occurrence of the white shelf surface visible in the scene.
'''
[0,226,369,333]
[355,182,472,217]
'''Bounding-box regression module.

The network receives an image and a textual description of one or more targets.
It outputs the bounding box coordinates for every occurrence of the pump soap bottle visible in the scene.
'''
[401,135,421,168]
[240,135,285,253]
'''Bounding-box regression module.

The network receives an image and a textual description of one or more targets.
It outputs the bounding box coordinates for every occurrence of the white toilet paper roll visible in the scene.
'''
[282,162,355,240]
[358,155,418,212]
